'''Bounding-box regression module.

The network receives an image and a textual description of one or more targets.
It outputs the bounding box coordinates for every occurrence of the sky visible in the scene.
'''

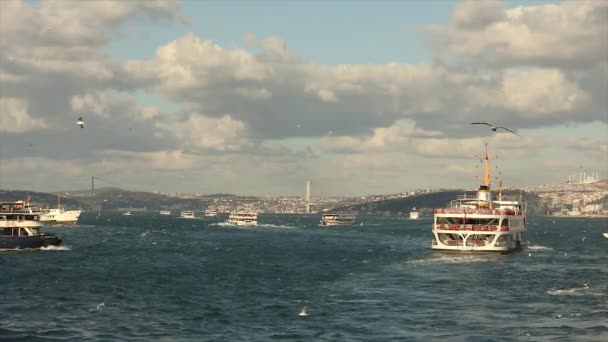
[0,0,607,196]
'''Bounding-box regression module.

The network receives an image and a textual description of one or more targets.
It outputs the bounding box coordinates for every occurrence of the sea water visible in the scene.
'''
[1,214,607,341]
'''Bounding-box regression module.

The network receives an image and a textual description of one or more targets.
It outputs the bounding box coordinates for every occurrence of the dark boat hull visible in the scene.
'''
[0,234,62,250]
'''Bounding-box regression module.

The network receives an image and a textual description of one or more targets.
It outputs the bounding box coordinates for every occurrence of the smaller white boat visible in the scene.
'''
[603,233,608,239]
[227,211,257,226]
[38,194,81,225]
[159,210,171,215]
[409,207,420,220]
[204,208,219,217]
[122,211,132,216]
[320,213,356,226]
[298,306,308,317]
[180,211,195,219]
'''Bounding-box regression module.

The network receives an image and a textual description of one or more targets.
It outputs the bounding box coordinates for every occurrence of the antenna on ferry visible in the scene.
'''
[497,171,503,201]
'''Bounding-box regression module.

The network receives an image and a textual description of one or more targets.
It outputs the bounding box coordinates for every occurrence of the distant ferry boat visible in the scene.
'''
[204,208,219,217]
[159,210,171,215]
[227,211,257,226]
[409,207,420,220]
[122,211,132,216]
[320,213,357,226]
[39,194,81,225]
[180,211,195,219]
[432,143,526,253]
[0,201,62,250]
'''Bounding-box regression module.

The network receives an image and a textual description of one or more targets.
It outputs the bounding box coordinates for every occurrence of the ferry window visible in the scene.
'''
[501,219,509,226]
[437,217,449,224]
[2,228,11,235]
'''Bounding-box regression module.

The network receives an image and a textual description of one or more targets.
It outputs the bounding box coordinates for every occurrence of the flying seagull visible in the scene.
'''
[471,122,518,135]
[77,117,85,129]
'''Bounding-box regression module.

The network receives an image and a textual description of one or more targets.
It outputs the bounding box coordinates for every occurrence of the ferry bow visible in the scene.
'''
[432,143,526,253]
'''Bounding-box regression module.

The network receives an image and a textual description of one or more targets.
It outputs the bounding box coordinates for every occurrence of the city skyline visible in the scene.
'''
[1,0,607,196]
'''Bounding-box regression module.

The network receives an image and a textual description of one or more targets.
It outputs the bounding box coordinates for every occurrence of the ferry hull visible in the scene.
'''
[432,245,520,254]
[0,235,62,250]
[40,210,81,225]
[41,220,78,225]
[228,220,257,226]
[320,222,354,226]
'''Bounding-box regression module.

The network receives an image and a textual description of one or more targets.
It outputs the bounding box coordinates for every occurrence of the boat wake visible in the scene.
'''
[527,245,554,251]
[547,284,606,297]
[211,222,298,229]
[408,255,496,264]
[40,245,71,251]
[257,223,298,229]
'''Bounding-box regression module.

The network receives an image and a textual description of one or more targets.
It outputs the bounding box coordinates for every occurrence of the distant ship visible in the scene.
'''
[0,201,62,250]
[320,213,356,226]
[227,211,258,226]
[159,210,171,215]
[409,207,420,220]
[432,143,526,253]
[122,211,132,216]
[204,208,219,217]
[603,233,608,239]
[39,194,81,225]
[180,211,195,219]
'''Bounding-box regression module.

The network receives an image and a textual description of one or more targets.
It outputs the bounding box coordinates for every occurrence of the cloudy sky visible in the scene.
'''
[0,0,606,196]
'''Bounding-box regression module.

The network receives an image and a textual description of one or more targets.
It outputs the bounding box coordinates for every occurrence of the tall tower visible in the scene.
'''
[305,180,311,213]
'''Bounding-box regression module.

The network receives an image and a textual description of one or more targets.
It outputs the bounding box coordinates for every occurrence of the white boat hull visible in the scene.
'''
[603,233,608,239]
[40,209,81,225]
[228,220,257,226]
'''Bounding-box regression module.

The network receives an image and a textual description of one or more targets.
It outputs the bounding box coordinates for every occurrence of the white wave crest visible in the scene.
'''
[257,223,298,229]
[547,284,606,297]
[408,255,494,264]
[211,222,298,229]
[40,245,71,251]
[527,245,554,251]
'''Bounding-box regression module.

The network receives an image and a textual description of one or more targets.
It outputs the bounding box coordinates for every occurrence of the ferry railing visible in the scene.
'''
[434,208,522,215]
[455,194,521,202]
[434,224,502,231]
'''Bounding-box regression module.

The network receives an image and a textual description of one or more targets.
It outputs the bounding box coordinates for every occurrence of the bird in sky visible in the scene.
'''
[77,117,85,129]
[471,122,518,135]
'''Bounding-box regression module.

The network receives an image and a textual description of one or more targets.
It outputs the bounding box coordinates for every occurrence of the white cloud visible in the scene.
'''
[565,137,608,160]
[0,157,84,176]
[426,0,607,68]
[319,119,442,153]
[234,87,272,100]
[410,133,545,159]
[465,68,591,115]
[126,33,269,93]
[1,0,606,194]
[162,114,250,151]
[101,149,200,171]
[452,0,506,30]
[0,98,47,133]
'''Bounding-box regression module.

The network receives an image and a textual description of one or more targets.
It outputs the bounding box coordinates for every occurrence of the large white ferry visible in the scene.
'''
[0,201,62,250]
[431,144,526,253]
[409,207,420,220]
[180,211,195,219]
[39,194,81,225]
[204,208,219,217]
[227,211,258,226]
[320,213,357,226]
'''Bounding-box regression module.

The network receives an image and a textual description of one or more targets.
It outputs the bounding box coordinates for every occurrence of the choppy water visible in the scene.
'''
[1,214,607,341]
